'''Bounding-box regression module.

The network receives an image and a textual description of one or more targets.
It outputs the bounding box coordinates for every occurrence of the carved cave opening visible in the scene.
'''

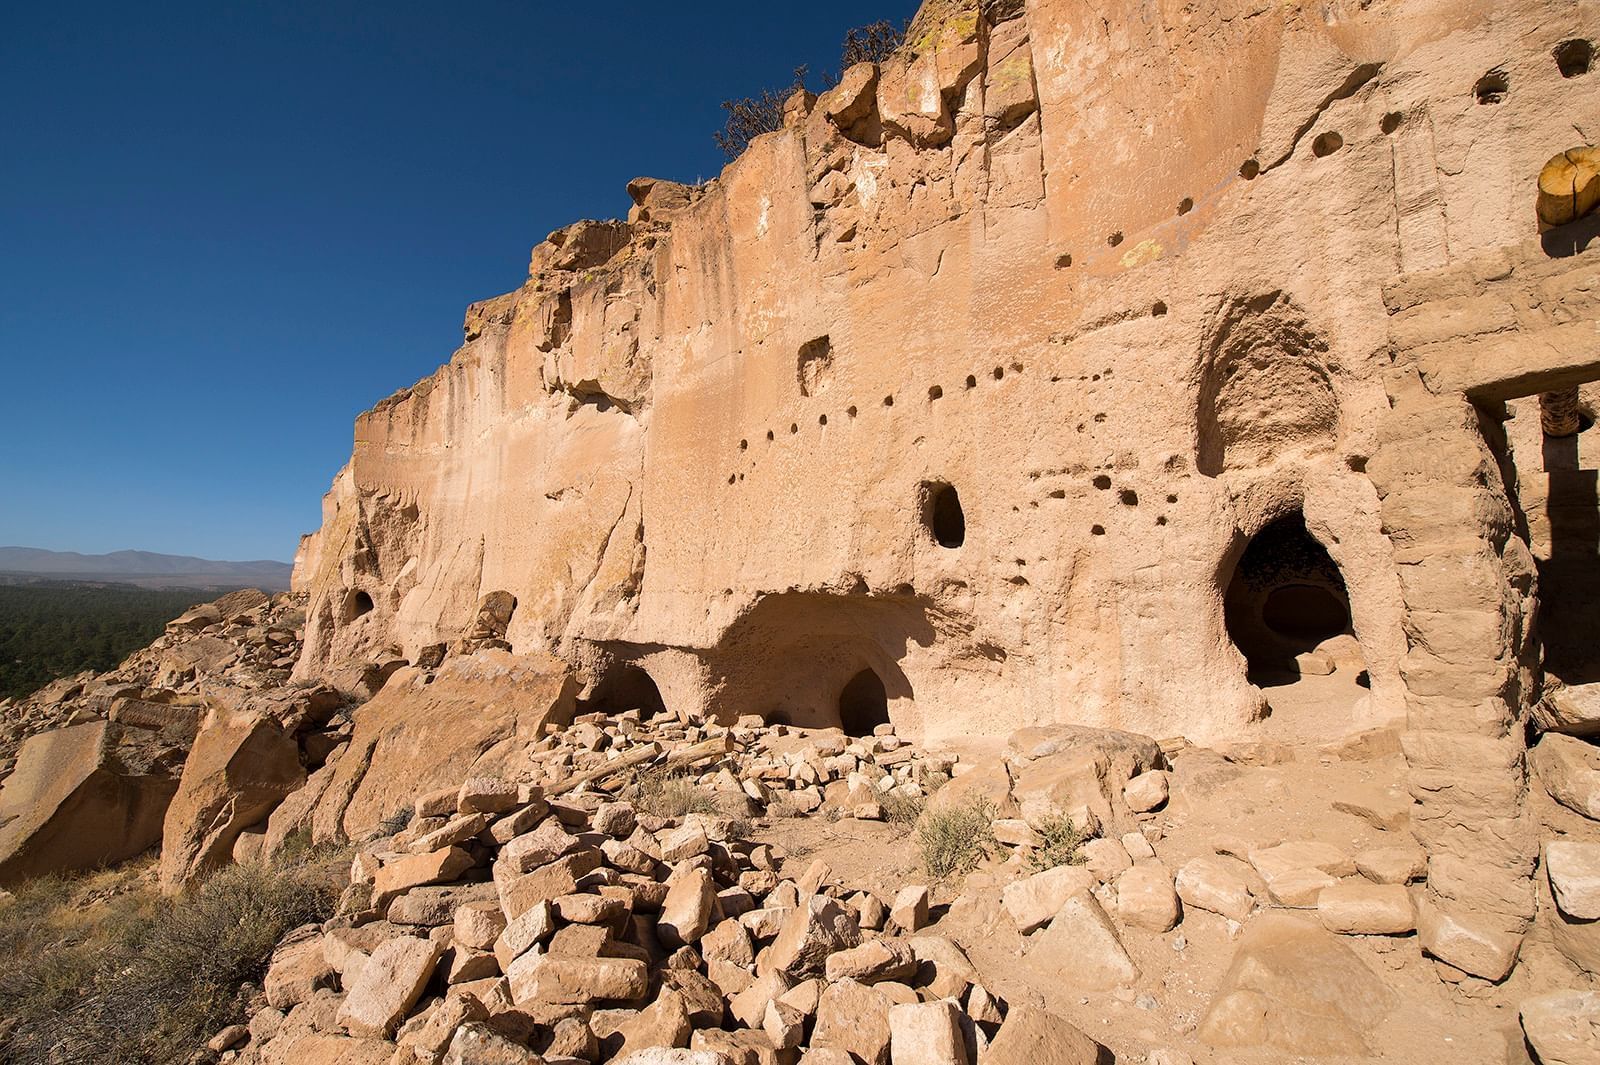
[839,667,891,737]
[1224,513,1363,690]
[925,482,966,548]
[585,663,668,719]
[341,589,374,623]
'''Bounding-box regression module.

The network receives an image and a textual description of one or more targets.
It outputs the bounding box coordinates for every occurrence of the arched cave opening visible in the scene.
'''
[1224,513,1361,688]
[926,482,966,548]
[341,589,374,623]
[586,664,668,719]
[839,667,891,737]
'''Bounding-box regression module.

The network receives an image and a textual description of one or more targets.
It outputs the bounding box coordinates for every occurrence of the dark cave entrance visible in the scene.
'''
[839,667,891,736]
[587,664,667,719]
[1224,512,1358,687]
[926,483,966,548]
[341,589,374,623]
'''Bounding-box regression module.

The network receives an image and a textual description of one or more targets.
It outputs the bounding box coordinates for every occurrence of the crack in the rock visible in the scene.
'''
[1260,62,1382,175]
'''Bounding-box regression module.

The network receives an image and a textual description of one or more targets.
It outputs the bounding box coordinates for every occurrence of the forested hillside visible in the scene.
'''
[0,582,217,700]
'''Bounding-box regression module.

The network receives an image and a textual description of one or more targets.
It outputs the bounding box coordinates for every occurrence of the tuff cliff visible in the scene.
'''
[294,0,1585,746]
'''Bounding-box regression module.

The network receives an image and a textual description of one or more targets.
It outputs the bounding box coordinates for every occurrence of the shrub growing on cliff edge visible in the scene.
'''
[840,19,905,68]
[714,66,809,160]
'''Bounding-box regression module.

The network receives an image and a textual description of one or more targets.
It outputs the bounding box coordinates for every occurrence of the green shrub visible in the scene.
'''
[916,800,996,879]
[1025,813,1089,872]
[881,789,926,827]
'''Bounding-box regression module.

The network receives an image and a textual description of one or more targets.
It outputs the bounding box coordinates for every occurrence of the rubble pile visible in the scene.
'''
[213,707,1123,1065]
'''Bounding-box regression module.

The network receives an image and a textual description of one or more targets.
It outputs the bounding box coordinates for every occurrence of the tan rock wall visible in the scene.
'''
[293,0,1598,749]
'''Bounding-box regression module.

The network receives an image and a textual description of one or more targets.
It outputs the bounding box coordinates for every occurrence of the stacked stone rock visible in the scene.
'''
[236,754,1114,1065]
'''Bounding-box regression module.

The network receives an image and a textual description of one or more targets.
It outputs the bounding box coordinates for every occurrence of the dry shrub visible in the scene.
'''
[0,851,342,1064]
[713,66,808,160]
[917,799,996,879]
[882,789,926,827]
[840,19,904,68]
[632,765,719,819]
[1025,813,1089,872]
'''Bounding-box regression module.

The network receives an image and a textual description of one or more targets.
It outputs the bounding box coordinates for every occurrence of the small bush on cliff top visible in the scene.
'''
[714,66,809,160]
[0,851,343,1064]
[840,19,905,68]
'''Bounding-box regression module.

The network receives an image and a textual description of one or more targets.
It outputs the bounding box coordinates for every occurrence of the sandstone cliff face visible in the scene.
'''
[292,0,1594,760]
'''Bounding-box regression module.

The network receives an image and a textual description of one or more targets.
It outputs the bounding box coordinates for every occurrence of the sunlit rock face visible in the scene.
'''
[291,0,1595,755]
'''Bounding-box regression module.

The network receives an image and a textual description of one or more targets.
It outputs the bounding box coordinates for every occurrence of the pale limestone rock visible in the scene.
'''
[612,1051,735,1065]
[983,1005,1108,1065]
[1115,863,1181,931]
[1519,990,1600,1065]
[768,894,861,977]
[890,884,929,931]
[907,937,979,999]
[1316,882,1416,934]
[1416,900,1525,983]
[1533,735,1600,821]
[612,987,691,1057]
[812,978,893,1065]
[373,845,475,908]
[1030,890,1138,988]
[1548,841,1600,920]
[264,928,336,1010]
[442,1022,541,1064]
[1354,844,1427,884]
[1123,770,1169,813]
[1082,837,1133,881]
[507,952,647,1005]
[1199,913,1395,1055]
[454,899,508,951]
[658,867,715,947]
[502,820,581,873]
[824,938,917,984]
[1176,856,1255,922]
[493,900,555,971]
[889,999,969,1065]
[1002,864,1096,932]
[336,935,444,1038]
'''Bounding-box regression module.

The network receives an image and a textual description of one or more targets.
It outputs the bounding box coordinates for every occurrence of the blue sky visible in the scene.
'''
[0,0,917,563]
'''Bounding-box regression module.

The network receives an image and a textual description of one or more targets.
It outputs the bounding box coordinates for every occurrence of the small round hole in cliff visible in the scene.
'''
[924,482,965,548]
[1475,70,1509,104]
[839,668,890,737]
[1119,489,1139,506]
[766,430,775,442]
[883,394,895,407]
[928,385,943,402]
[341,590,374,623]
[739,439,748,451]
[819,414,828,426]
[1177,197,1194,215]
[1092,474,1112,490]
[1152,301,1168,317]
[1381,111,1403,134]
[965,375,977,389]
[847,405,858,418]
[992,366,1004,381]
[1312,131,1343,157]
[1555,39,1593,78]
[1107,231,1124,247]
[1240,159,1260,180]
[1055,252,1073,269]
[1090,524,1105,536]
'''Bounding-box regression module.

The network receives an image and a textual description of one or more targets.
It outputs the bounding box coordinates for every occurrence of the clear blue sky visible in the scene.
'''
[0,0,917,563]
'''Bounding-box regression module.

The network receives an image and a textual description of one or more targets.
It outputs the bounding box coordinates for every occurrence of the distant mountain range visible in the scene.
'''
[0,547,292,590]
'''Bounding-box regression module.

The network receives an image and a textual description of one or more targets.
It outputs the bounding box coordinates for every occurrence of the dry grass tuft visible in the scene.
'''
[0,847,344,1064]
[631,766,720,819]
[916,799,996,879]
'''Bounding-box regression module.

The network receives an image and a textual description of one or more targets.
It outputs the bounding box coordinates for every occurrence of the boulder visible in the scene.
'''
[1007,725,1163,833]
[888,999,969,1065]
[336,935,445,1037]
[1533,734,1600,820]
[1116,863,1181,931]
[1316,882,1416,935]
[983,1005,1110,1065]
[306,650,577,842]
[508,952,648,1005]
[1029,891,1139,989]
[659,867,716,948]
[0,721,182,886]
[811,978,893,1065]
[1199,913,1396,1055]
[1548,841,1600,920]
[158,711,306,892]
[1002,864,1096,932]
[1519,989,1600,1065]
[824,939,917,984]
[1175,855,1255,922]
[768,894,861,977]
[1538,684,1600,737]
